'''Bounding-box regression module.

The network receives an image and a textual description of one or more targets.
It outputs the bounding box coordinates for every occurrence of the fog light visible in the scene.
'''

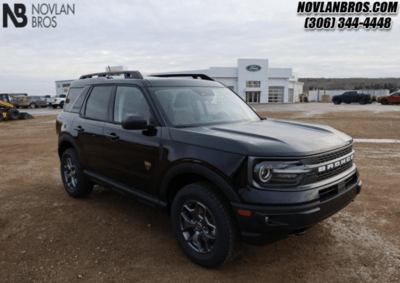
[265,216,269,223]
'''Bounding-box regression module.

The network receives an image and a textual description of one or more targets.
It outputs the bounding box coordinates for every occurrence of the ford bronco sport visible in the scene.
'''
[56,71,362,268]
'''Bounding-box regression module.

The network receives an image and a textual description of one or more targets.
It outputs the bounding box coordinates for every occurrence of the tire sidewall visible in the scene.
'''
[171,184,234,267]
[60,148,92,198]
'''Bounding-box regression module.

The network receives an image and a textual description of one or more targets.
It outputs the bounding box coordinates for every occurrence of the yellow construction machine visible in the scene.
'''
[0,94,33,122]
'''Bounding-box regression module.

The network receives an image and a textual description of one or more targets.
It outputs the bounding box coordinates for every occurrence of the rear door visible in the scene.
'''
[102,85,161,195]
[341,92,351,102]
[71,85,113,174]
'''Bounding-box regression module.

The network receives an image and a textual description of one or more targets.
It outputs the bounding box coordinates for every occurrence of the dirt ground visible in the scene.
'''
[1,110,400,283]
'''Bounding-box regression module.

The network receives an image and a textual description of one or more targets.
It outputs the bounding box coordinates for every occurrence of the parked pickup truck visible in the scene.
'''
[52,94,67,109]
[332,91,372,105]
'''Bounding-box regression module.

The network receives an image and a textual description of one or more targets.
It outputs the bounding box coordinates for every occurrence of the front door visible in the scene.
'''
[350,92,359,102]
[103,86,161,195]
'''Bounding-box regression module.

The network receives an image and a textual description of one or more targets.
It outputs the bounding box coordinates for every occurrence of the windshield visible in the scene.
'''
[151,87,260,127]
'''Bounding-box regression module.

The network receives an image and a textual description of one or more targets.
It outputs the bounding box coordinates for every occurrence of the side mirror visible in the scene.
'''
[122,114,150,130]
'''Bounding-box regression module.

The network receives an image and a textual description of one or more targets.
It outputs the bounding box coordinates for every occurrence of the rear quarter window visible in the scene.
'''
[65,87,84,112]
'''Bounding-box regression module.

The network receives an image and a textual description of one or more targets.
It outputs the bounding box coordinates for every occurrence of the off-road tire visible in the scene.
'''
[333,99,341,105]
[359,98,366,105]
[60,101,65,109]
[171,182,236,268]
[52,105,58,109]
[29,103,37,109]
[7,109,20,120]
[381,99,389,105]
[60,148,93,198]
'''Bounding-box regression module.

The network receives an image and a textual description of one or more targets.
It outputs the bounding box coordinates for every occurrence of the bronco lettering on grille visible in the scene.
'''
[318,154,354,173]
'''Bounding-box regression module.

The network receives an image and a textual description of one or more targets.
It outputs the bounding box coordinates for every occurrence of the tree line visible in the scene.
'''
[299,78,400,93]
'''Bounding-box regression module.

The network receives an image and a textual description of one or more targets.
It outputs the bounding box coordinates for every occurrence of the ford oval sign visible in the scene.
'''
[246,65,261,72]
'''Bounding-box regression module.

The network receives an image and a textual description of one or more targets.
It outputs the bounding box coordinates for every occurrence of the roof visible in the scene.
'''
[70,74,223,88]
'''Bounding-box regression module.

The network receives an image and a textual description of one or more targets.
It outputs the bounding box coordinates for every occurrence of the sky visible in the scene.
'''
[0,0,399,96]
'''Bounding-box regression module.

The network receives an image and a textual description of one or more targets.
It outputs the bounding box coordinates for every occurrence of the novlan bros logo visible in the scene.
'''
[2,3,75,28]
[2,4,27,27]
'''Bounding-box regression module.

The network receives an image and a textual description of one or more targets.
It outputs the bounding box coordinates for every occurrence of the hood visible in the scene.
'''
[170,119,353,157]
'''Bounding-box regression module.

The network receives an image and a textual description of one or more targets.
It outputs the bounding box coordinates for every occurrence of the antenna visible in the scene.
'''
[107,65,111,72]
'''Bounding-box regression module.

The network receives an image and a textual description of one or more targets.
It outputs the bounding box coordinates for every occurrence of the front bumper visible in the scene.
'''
[232,169,362,246]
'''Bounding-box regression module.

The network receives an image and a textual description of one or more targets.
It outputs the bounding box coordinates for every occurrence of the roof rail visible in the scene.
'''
[149,74,214,81]
[79,71,143,80]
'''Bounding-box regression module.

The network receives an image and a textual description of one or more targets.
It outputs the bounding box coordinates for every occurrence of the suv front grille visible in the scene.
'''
[302,144,354,184]
[307,145,353,165]
[317,162,353,181]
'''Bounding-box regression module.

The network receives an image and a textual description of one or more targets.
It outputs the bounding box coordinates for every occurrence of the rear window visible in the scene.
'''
[84,86,113,121]
[65,87,83,112]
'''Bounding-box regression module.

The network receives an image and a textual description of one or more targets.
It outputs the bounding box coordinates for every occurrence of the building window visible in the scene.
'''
[246,81,261,88]
[246,91,260,103]
[268,87,284,103]
[62,83,71,88]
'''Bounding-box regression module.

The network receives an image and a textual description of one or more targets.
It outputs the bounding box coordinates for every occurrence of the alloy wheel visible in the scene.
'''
[180,200,217,254]
[63,157,78,190]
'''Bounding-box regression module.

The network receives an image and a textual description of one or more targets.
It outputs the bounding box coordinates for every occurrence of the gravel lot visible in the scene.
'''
[0,105,399,282]
[18,107,62,116]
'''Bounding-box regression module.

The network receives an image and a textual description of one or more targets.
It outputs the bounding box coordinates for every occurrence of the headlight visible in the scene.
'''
[259,165,272,183]
[253,161,310,188]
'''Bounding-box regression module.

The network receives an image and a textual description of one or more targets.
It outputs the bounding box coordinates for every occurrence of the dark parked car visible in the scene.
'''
[19,96,48,108]
[332,91,372,105]
[56,71,362,267]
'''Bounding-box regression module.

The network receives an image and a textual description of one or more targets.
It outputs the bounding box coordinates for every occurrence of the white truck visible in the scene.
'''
[51,93,67,109]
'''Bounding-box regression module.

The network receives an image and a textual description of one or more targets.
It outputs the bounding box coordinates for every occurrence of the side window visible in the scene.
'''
[114,86,150,123]
[85,86,113,121]
[65,87,83,112]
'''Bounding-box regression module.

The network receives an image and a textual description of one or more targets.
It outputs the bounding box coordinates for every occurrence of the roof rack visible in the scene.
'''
[79,71,143,80]
[149,74,214,81]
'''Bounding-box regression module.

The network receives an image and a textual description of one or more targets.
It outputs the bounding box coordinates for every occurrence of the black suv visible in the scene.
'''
[56,71,362,267]
[332,91,372,105]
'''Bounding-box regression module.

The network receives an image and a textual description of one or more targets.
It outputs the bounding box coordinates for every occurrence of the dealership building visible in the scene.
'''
[152,59,303,103]
[55,61,303,103]
[55,80,73,96]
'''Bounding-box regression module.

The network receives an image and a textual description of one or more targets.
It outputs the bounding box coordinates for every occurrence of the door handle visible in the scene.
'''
[106,133,119,141]
[74,126,84,132]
